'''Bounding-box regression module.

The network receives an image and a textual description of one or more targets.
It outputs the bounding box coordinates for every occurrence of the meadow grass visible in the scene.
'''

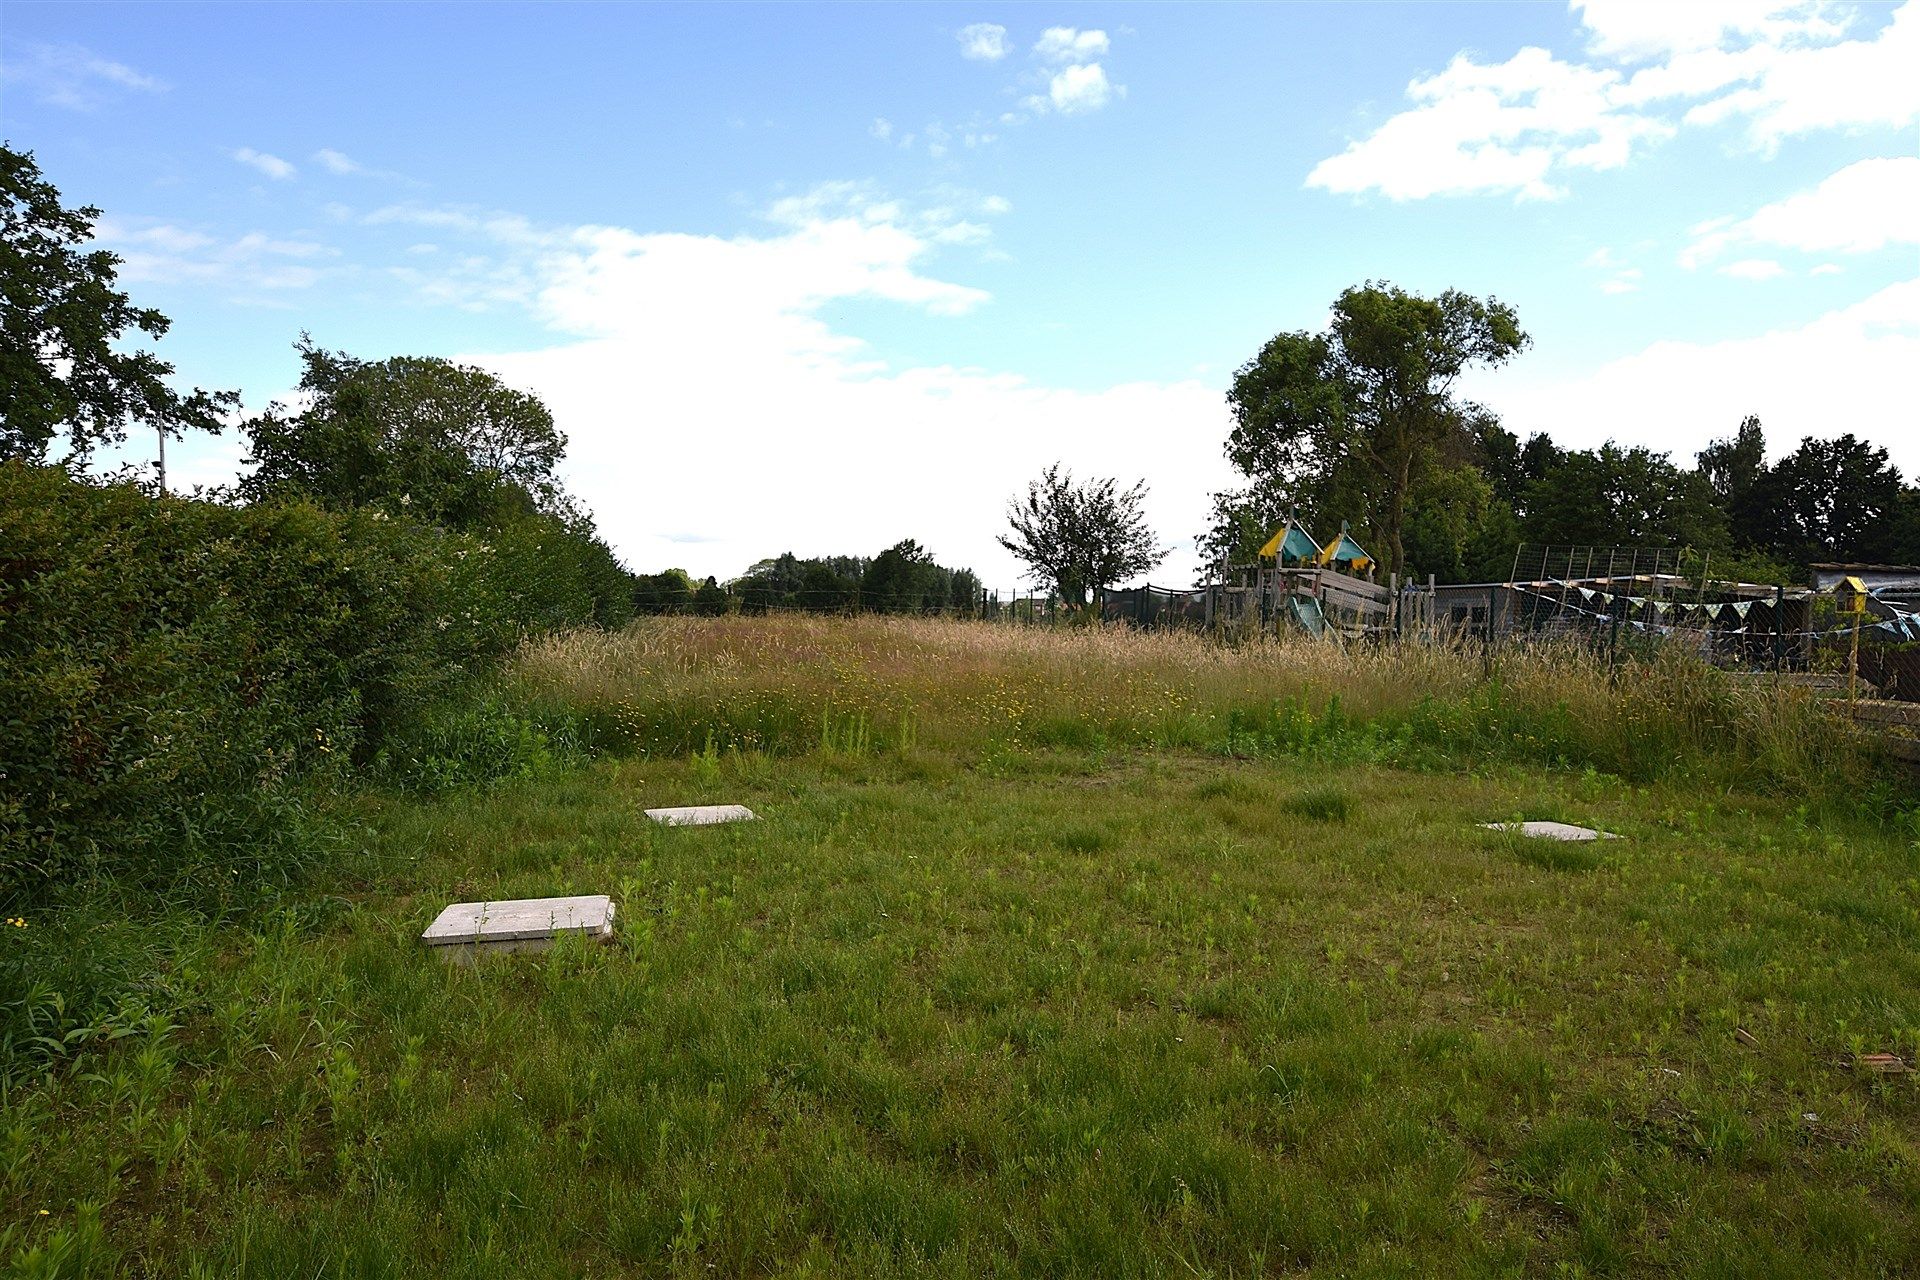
[4,617,1916,1277]
[511,615,1876,794]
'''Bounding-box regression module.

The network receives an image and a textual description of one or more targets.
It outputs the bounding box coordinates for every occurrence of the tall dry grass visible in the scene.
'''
[511,614,1879,793]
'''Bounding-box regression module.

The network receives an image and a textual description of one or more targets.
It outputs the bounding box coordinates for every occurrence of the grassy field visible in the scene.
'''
[5,617,1917,1277]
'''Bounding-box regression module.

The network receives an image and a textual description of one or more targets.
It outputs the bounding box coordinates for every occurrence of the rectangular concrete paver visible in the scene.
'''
[645,804,758,826]
[1480,821,1620,842]
[421,894,616,962]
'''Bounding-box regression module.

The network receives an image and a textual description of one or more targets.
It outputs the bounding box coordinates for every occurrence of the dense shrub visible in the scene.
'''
[0,463,620,898]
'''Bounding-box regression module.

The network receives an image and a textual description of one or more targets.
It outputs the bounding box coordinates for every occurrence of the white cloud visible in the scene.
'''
[1048,63,1116,114]
[868,117,892,141]
[308,148,418,185]
[1476,277,1920,473]
[357,190,1229,584]
[957,23,1009,61]
[1034,27,1111,63]
[95,217,334,292]
[1573,1,1849,60]
[231,147,296,180]
[0,41,166,109]
[1584,247,1644,293]
[1309,1,1918,200]
[1308,47,1668,200]
[1681,2,1920,147]
[1721,257,1787,280]
[1682,156,1920,266]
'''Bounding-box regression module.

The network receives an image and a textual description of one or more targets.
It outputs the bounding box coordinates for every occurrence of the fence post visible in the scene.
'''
[1772,584,1785,672]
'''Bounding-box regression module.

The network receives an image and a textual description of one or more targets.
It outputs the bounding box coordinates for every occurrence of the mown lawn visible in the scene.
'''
[7,742,1917,1277]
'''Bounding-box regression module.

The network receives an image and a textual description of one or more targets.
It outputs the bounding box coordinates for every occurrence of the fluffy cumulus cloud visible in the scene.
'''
[1683,156,1920,267]
[1016,27,1122,118]
[377,188,1231,583]
[231,147,296,180]
[0,41,166,109]
[1048,63,1115,114]
[1033,27,1111,63]
[1310,1,1919,200]
[956,23,1009,62]
[1475,276,1920,472]
[1309,47,1670,200]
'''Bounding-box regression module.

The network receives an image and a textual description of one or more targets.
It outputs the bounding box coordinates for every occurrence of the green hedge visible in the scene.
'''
[0,463,626,899]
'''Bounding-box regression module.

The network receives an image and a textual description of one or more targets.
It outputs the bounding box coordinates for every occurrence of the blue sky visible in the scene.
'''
[4,1,1916,586]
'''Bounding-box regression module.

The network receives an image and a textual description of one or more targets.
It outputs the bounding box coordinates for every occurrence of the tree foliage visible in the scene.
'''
[241,338,565,528]
[999,464,1165,606]
[0,143,235,465]
[727,542,979,614]
[1223,282,1527,578]
[1750,432,1904,564]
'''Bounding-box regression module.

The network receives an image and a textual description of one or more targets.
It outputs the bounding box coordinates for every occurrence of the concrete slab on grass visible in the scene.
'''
[422,894,615,963]
[1480,821,1620,842]
[645,804,758,826]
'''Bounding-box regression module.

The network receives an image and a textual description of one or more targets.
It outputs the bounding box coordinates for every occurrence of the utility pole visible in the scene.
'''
[156,426,168,494]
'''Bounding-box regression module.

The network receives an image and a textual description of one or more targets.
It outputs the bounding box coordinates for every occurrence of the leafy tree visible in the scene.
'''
[729,542,975,614]
[1698,415,1766,508]
[862,539,949,613]
[1223,282,1528,577]
[1752,433,1903,564]
[633,569,695,614]
[949,567,982,613]
[1402,464,1521,584]
[1196,487,1287,569]
[241,339,565,529]
[1474,422,1563,519]
[1889,486,1920,565]
[1698,415,1771,551]
[999,463,1165,607]
[692,576,729,616]
[1522,444,1728,553]
[799,560,856,612]
[0,143,234,466]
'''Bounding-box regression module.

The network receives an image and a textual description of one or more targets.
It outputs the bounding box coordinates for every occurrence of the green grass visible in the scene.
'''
[4,617,1917,1276]
[6,747,1918,1276]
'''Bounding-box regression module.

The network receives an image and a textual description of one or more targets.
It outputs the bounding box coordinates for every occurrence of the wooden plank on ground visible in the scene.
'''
[1880,735,1920,764]
[1843,701,1920,727]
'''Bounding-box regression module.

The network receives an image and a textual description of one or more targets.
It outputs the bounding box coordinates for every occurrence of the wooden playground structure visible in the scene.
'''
[1099,515,1393,637]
